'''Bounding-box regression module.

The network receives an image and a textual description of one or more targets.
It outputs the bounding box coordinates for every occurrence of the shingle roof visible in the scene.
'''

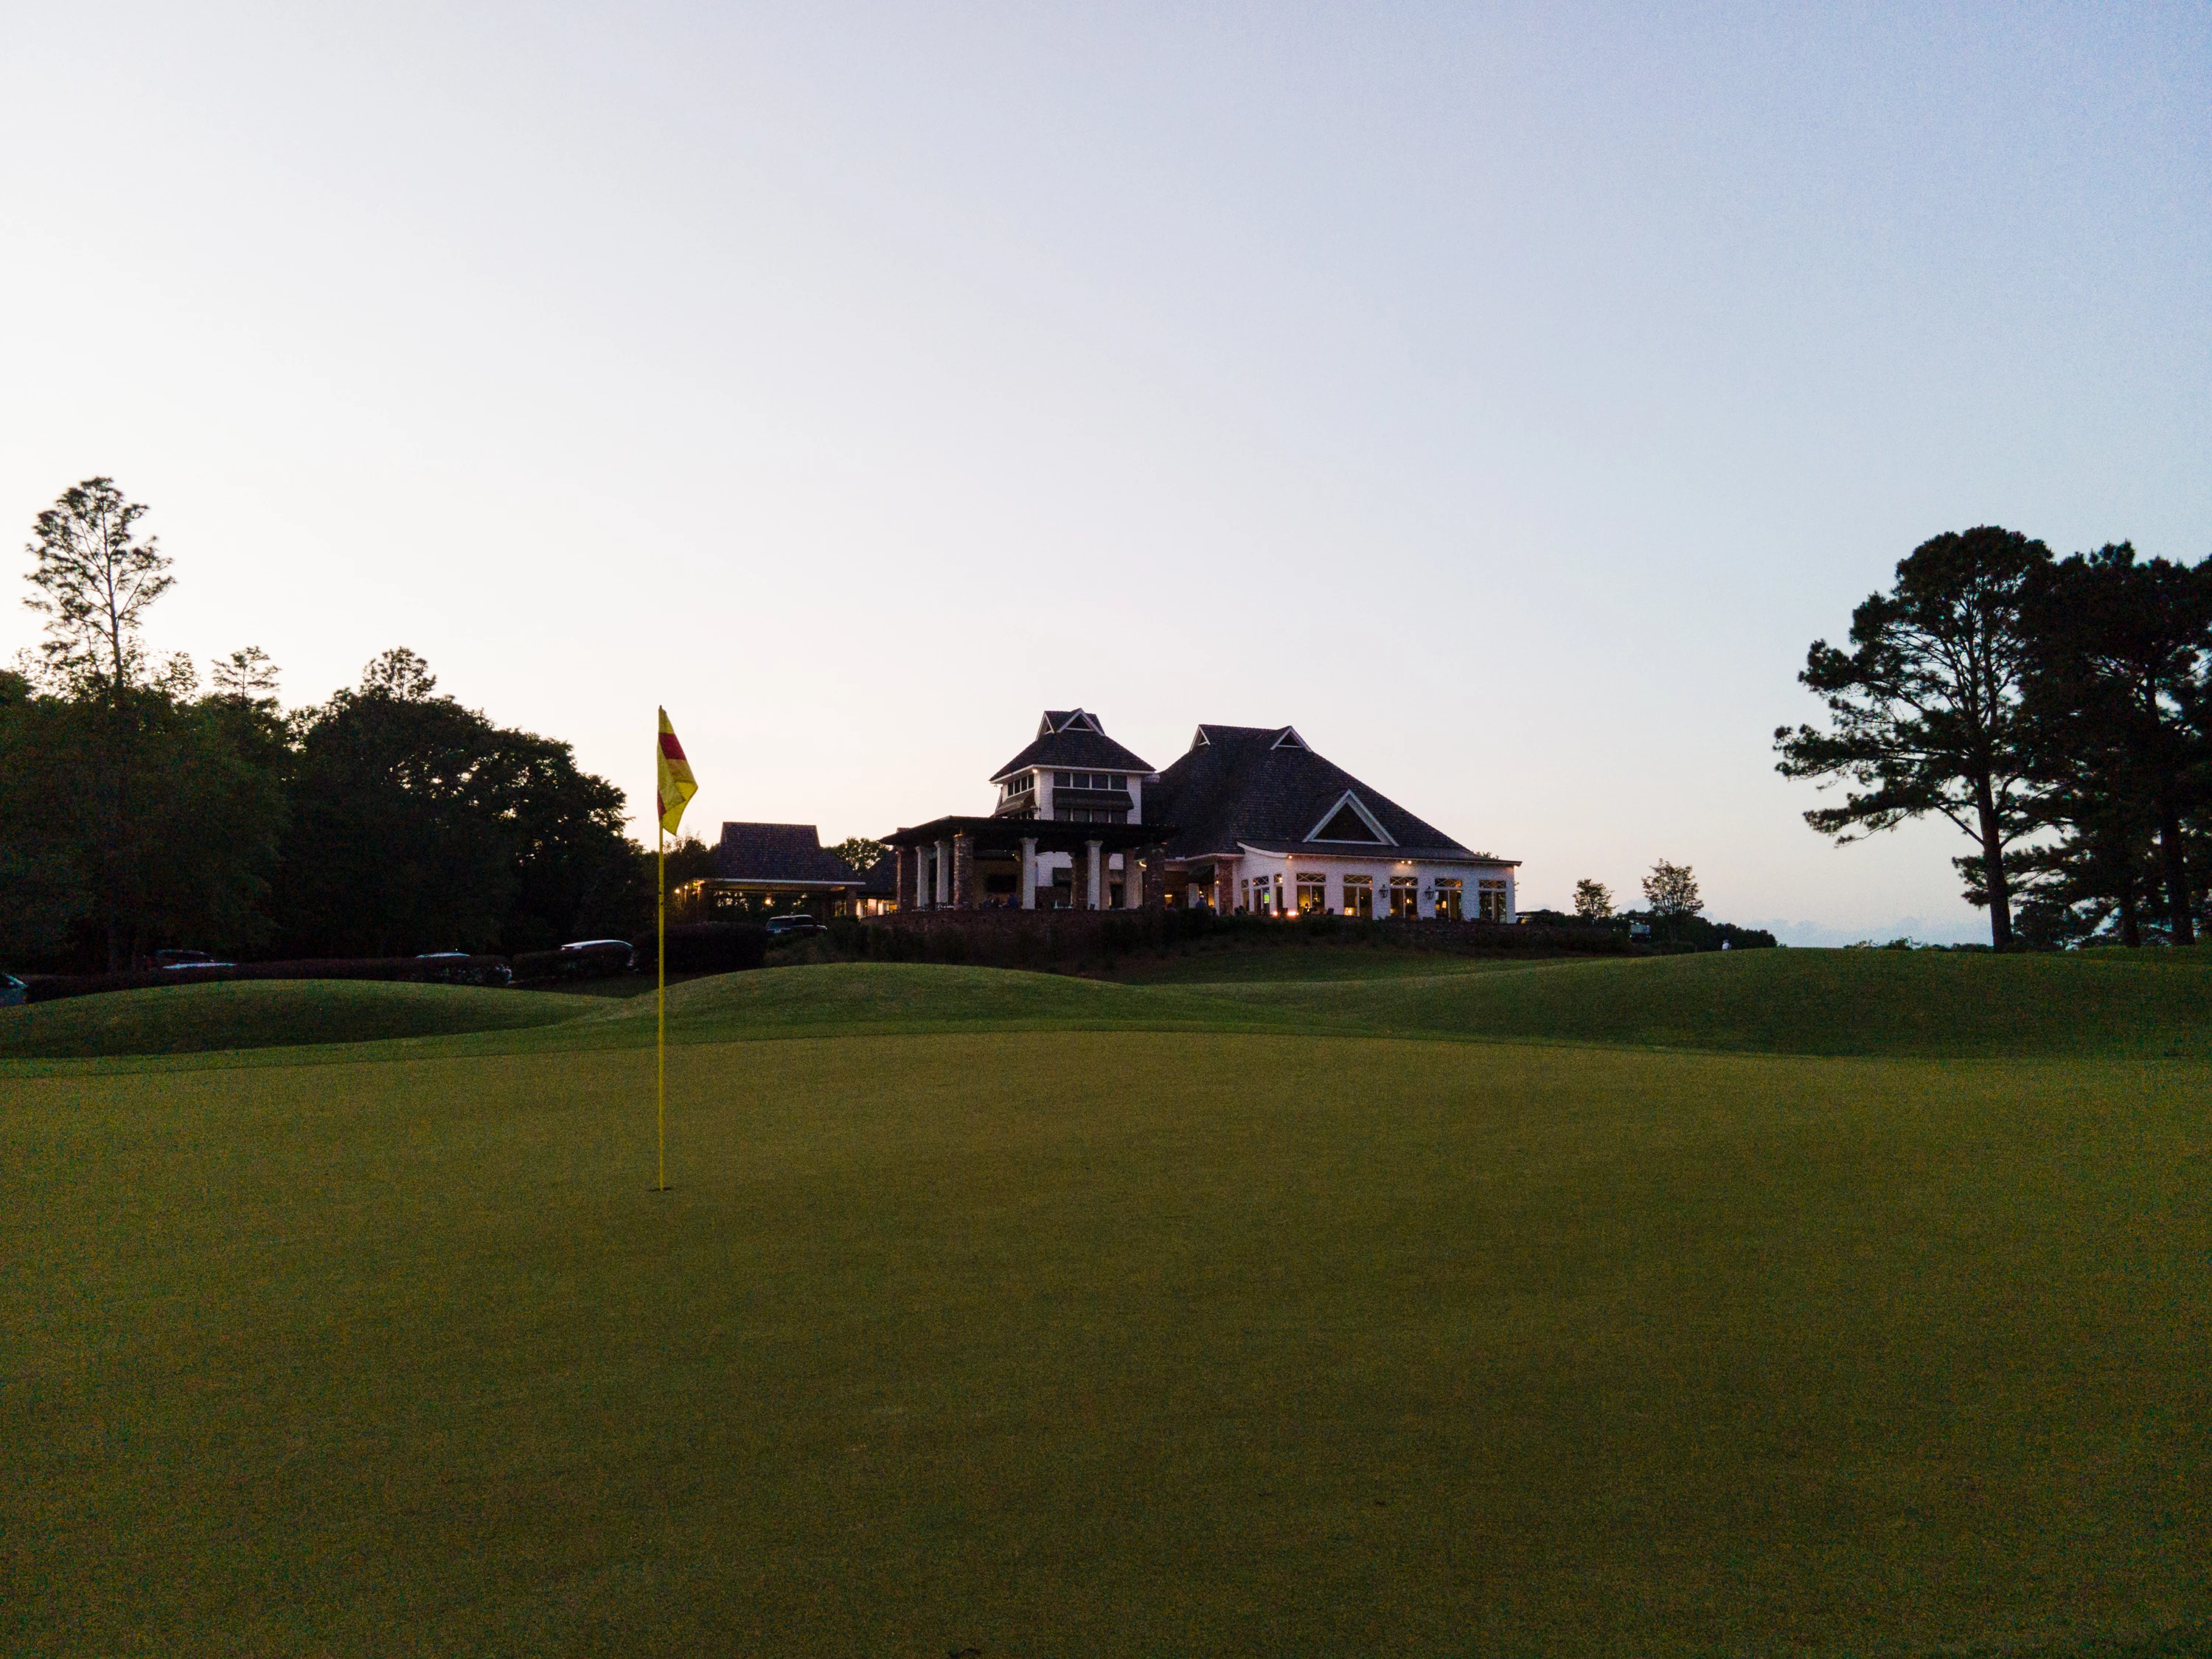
[1145,725,1485,860]
[1234,840,1517,865]
[990,709,1152,782]
[713,823,866,885]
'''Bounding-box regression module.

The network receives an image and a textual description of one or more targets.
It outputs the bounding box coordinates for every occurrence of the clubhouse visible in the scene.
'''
[706,709,1517,922]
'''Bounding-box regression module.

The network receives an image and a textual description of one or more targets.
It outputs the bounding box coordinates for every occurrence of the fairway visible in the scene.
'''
[3,953,2209,1656]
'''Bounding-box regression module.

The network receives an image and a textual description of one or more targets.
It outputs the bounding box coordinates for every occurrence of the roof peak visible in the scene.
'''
[1040,708,1106,738]
[1191,722,1302,751]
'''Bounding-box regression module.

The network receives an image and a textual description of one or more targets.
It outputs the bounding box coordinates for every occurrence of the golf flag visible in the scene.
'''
[656,708,698,835]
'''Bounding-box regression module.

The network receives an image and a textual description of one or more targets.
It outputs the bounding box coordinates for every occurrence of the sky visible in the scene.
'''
[3,3,2206,943]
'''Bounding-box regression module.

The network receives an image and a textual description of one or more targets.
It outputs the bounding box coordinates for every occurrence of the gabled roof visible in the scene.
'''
[1146,724,1484,860]
[713,822,866,886]
[990,708,1153,782]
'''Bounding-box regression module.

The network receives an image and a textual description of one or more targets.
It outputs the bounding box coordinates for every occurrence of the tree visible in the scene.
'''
[0,671,90,960]
[1775,526,2051,947]
[1641,859,1702,942]
[0,677,283,966]
[13,481,283,967]
[482,728,640,951]
[21,478,173,699]
[360,646,437,701]
[270,652,641,956]
[273,662,518,955]
[2019,545,2212,945]
[658,833,720,925]
[210,646,280,706]
[831,835,886,874]
[1571,877,1613,920]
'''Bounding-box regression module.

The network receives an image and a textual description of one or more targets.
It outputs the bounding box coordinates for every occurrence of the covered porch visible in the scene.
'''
[882,817,1172,911]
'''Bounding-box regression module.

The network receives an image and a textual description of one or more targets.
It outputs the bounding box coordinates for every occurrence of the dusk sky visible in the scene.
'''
[4,4,2205,942]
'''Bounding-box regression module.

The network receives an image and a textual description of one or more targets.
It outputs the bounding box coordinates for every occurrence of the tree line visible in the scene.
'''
[1776,526,2212,949]
[1,479,647,970]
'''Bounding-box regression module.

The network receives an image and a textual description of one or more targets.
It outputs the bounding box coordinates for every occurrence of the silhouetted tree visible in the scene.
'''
[21,477,174,698]
[1776,526,2051,947]
[271,652,639,956]
[9,482,283,967]
[1641,860,1703,942]
[1572,877,1613,920]
[830,835,886,873]
[2019,544,2211,945]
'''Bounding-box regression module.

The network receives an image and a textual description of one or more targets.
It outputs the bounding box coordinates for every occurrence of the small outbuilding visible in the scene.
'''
[695,823,872,919]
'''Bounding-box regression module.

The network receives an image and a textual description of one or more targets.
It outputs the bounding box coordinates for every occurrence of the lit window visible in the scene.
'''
[1297,874,1325,914]
[1478,879,1508,922]
[1433,878,1464,922]
[1389,877,1419,919]
[1342,874,1374,919]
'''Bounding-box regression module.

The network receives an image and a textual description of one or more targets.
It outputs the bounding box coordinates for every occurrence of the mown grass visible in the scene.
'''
[2,951,2208,1655]
[8,947,2210,1066]
[0,975,582,1060]
[1215,946,2212,1058]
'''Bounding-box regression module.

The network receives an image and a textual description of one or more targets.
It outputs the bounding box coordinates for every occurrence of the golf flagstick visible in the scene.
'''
[653,709,698,1192]
[657,821,666,1192]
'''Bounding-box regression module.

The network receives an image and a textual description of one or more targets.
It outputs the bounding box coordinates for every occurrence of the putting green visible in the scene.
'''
[3,953,2208,1655]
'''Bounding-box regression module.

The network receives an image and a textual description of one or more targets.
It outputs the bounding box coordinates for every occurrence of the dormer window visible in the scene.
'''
[1053,771,1124,790]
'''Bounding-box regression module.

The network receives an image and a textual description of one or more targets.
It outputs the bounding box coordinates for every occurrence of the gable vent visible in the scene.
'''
[1305,790,1394,845]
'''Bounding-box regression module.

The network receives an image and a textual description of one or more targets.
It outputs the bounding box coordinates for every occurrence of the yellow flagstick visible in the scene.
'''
[652,708,698,1194]
[656,822,667,1192]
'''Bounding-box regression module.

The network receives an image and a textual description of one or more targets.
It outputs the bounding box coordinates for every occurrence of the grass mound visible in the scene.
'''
[1218,945,2212,1057]
[7,946,2207,1068]
[0,978,585,1060]
[616,960,1245,1040]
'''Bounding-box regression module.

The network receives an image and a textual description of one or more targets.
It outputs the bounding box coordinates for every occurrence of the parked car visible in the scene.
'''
[765,914,825,938]
[414,953,512,987]
[155,949,232,970]
[1,973,27,1008]
[557,939,636,976]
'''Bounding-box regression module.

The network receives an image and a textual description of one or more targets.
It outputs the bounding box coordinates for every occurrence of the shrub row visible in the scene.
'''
[823,907,1637,968]
[509,941,637,983]
[659,922,768,975]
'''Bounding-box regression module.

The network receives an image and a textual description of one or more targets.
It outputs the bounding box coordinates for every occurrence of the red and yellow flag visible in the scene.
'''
[655,708,698,835]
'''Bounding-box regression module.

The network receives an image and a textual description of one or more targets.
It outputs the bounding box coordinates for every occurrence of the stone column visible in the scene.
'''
[1020,837,1038,909]
[1086,841,1104,911]
[894,846,912,911]
[1121,849,1142,910]
[952,834,974,908]
[935,839,952,906]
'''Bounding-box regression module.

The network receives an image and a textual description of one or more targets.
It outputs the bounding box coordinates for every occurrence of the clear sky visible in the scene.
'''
[4,3,2206,942]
